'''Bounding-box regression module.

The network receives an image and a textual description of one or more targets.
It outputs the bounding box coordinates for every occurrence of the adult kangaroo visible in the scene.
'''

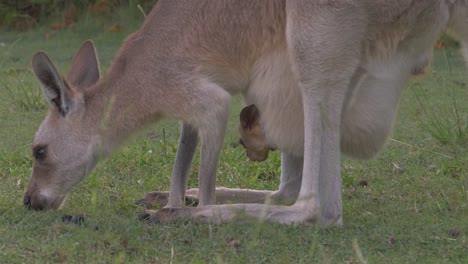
[25,0,468,225]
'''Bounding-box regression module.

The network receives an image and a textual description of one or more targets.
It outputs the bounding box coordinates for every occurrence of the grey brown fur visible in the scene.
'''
[25,0,467,225]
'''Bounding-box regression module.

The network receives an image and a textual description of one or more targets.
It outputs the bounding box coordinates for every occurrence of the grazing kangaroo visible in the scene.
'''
[25,1,467,226]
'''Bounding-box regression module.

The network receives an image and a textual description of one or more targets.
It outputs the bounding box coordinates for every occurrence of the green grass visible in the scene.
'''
[412,50,468,146]
[0,6,467,263]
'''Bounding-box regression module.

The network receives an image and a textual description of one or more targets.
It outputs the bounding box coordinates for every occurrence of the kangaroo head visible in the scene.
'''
[239,104,270,162]
[24,41,102,210]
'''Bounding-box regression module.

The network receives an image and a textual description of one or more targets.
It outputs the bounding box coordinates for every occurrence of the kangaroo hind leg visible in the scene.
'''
[341,71,406,159]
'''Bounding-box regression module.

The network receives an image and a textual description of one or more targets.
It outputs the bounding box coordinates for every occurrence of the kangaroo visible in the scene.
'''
[238,105,271,163]
[25,1,468,226]
[238,105,274,163]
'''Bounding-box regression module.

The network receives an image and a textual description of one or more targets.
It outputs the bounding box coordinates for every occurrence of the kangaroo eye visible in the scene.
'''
[33,146,47,160]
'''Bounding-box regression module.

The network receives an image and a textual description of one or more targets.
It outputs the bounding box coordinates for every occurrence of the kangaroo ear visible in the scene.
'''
[32,52,73,116]
[67,40,100,88]
[240,104,260,130]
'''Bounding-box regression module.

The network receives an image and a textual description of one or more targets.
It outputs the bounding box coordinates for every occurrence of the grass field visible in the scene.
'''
[0,4,467,263]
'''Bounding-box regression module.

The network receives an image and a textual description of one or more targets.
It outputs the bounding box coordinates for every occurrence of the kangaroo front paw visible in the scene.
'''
[142,208,194,224]
[135,191,170,208]
[135,191,199,208]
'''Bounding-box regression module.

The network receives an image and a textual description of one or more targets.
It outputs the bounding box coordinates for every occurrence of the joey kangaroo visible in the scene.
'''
[25,1,468,226]
[238,104,271,163]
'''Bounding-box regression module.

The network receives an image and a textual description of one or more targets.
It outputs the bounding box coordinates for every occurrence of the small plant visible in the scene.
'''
[4,71,46,111]
[414,87,467,145]
[413,49,467,146]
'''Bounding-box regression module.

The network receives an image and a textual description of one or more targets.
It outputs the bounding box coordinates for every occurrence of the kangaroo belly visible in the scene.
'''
[244,51,304,157]
[243,52,414,160]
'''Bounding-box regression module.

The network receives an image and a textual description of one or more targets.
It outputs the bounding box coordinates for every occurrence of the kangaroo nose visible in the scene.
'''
[23,195,31,209]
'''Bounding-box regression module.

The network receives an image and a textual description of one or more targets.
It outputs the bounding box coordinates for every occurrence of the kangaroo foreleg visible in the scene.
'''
[165,123,198,208]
